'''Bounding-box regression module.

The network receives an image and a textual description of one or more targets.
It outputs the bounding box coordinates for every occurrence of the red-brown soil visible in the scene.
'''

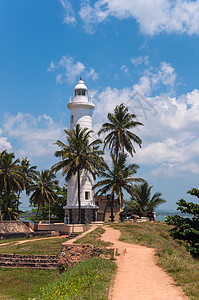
[101,226,188,300]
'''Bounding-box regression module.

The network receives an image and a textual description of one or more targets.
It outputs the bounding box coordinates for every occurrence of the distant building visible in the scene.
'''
[96,195,122,222]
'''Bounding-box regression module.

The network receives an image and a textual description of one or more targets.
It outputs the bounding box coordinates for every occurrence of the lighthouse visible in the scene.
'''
[63,78,97,224]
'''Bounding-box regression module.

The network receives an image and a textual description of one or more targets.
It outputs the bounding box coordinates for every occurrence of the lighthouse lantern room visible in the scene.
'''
[63,78,97,224]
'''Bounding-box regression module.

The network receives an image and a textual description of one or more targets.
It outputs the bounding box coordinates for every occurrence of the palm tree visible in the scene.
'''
[17,157,37,215]
[94,152,143,222]
[0,150,24,220]
[98,103,143,160]
[27,169,59,227]
[51,124,105,224]
[125,181,166,217]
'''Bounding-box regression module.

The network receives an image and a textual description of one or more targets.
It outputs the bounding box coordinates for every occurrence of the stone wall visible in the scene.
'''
[37,223,92,234]
[0,221,34,239]
[58,244,94,268]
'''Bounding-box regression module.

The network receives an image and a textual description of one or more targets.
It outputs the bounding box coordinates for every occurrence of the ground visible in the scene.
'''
[101,226,188,300]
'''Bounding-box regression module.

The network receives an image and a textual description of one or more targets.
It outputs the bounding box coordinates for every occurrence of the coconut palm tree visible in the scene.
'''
[51,124,105,224]
[0,150,24,220]
[94,152,143,222]
[125,181,166,217]
[98,103,143,160]
[16,157,37,215]
[27,169,59,227]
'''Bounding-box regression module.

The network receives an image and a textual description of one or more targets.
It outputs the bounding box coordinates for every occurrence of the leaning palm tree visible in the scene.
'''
[94,152,143,222]
[51,124,105,224]
[125,181,166,217]
[0,150,24,220]
[98,103,143,160]
[27,169,59,227]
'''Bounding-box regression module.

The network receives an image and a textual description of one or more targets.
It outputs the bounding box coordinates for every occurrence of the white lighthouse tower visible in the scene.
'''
[63,78,97,224]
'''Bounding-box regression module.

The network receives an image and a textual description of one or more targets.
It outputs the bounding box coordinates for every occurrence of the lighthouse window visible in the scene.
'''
[75,89,87,96]
[85,191,90,200]
[71,115,73,123]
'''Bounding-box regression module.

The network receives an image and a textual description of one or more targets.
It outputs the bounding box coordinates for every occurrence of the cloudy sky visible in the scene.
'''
[1,0,199,210]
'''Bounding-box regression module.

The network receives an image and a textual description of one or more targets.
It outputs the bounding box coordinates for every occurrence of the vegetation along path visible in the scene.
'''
[101,226,188,300]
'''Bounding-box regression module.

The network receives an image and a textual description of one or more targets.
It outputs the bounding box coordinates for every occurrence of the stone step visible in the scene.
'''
[0,253,59,269]
[0,261,58,269]
[0,257,58,264]
[0,254,57,259]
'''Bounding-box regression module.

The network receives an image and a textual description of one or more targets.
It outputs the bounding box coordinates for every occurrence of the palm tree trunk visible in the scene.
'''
[103,197,111,221]
[77,168,81,224]
[111,193,114,222]
[5,190,9,220]
[17,190,21,218]
[34,204,40,230]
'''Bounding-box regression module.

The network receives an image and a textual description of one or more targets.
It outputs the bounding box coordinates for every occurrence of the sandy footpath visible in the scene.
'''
[101,226,188,300]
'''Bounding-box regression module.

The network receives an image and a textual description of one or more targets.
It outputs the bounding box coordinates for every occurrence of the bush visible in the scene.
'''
[38,257,116,300]
[166,188,199,257]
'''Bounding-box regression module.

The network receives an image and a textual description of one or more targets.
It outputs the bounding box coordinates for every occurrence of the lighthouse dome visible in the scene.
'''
[74,78,88,101]
[74,78,88,91]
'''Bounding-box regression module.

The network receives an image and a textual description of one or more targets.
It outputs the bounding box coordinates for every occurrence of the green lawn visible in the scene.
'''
[0,237,67,299]
[0,237,67,255]
[113,221,199,300]
[0,268,56,300]
[0,228,116,300]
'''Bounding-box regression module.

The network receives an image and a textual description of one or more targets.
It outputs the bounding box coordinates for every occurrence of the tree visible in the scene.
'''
[166,188,199,257]
[0,191,18,220]
[0,150,24,220]
[31,184,67,222]
[125,181,166,217]
[27,169,59,227]
[98,103,143,160]
[17,157,37,215]
[94,152,143,222]
[51,124,105,224]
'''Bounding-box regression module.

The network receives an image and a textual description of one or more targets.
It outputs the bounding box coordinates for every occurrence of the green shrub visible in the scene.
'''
[38,257,116,300]
[166,188,199,256]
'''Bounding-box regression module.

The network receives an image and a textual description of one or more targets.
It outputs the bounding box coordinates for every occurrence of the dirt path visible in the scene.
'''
[101,226,188,300]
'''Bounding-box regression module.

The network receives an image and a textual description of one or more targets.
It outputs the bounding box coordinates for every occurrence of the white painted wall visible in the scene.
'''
[66,82,96,209]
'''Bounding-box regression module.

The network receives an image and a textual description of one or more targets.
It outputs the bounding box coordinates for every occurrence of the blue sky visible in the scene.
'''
[1,0,199,210]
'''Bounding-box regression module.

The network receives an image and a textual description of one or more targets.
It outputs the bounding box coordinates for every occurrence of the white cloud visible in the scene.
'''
[131,56,149,67]
[121,65,129,75]
[0,129,12,151]
[87,67,99,80]
[48,56,98,84]
[66,0,199,35]
[3,113,63,161]
[132,61,176,96]
[150,161,199,178]
[60,0,76,25]
[92,61,199,178]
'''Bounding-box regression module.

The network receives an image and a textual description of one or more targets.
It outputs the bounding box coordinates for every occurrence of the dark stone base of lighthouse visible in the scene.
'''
[64,208,97,224]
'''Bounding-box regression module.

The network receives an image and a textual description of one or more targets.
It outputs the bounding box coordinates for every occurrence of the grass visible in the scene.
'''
[0,237,67,255]
[2,222,197,299]
[0,227,116,299]
[113,221,199,300]
[0,235,54,245]
[37,257,116,300]
[74,226,113,257]
[0,268,56,300]
[0,237,66,299]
